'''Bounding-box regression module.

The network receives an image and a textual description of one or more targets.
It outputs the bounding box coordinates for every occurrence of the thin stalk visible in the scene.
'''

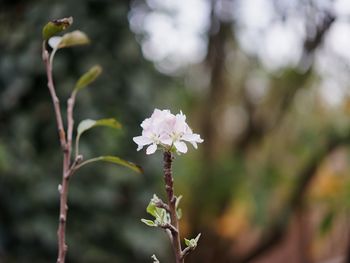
[163,151,183,263]
[42,42,74,263]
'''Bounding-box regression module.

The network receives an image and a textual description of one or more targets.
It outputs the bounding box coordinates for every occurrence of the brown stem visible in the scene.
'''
[42,42,74,263]
[163,151,183,263]
[42,43,66,150]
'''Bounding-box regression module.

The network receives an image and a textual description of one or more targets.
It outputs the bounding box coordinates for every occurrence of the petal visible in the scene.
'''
[133,136,153,146]
[136,146,143,151]
[182,133,203,143]
[191,142,198,149]
[174,141,188,153]
[160,136,173,146]
[146,143,157,155]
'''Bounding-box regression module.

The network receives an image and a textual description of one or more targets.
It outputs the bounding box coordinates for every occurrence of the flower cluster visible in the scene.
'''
[133,109,203,154]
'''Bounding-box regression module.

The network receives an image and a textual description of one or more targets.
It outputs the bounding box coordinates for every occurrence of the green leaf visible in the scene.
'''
[77,118,122,137]
[141,219,157,227]
[319,211,334,236]
[57,30,90,48]
[184,238,191,247]
[76,155,142,174]
[98,156,143,173]
[42,17,73,40]
[146,202,157,217]
[75,65,102,91]
[184,233,201,248]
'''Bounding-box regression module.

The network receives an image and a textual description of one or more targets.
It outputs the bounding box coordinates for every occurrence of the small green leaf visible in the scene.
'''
[184,233,201,248]
[141,219,157,227]
[146,202,158,217]
[75,65,102,91]
[319,211,334,236]
[57,30,90,48]
[42,17,73,40]
[76,155,142,174]
[77,119,96,135]
[77,118,122,136]
[184,238,191,247]
[99,156,143,173]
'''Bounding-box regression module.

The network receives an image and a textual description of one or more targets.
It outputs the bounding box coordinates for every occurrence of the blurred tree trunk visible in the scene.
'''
[188,3,337,262]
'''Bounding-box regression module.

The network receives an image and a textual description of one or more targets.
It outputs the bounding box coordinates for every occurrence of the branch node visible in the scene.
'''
[59,215,66,223]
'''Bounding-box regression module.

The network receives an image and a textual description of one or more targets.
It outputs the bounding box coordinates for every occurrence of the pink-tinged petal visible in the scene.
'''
[160,135,172,146]
[133,136,153,146]
[146,143,157,155]
[174,141,188,153]
[140,118,151,129]
[182,133,203,143]
[136,145,143,151]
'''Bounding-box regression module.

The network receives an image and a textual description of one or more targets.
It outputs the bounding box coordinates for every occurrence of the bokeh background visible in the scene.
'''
[1,0,350,262]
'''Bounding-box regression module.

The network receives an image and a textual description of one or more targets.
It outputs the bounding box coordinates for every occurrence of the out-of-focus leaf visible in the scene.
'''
[56,30,90,49]
[184,233,201,248]
[146,202,157,217]
[75,65,102,91]
[97,156,142,173]
[77,155,142,173]
[319,211,334,236]
[42,17,73,40]
[77,118,121,137]
[184,238,191,247]
[141,219,157,227]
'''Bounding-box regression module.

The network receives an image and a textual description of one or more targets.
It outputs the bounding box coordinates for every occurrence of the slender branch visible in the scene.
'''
[181,246,195,260]
[160,222,178,235]
[42,42,67,150]
[42,41,72,263]
[163,151,183,263]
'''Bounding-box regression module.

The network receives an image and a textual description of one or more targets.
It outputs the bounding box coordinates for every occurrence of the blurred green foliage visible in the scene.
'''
[0,0,176,262]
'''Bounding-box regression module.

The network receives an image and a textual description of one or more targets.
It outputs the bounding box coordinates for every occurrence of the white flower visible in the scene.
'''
[133,109,203,154]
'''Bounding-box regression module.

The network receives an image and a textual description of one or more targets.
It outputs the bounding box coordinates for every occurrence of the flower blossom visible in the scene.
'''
[133,109,203,154]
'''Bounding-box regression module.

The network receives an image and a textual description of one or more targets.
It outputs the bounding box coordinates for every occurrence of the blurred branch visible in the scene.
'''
[201,0,232,161]
[236,11,335,152]
[303,11,335,57]
[239,129,350,263]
